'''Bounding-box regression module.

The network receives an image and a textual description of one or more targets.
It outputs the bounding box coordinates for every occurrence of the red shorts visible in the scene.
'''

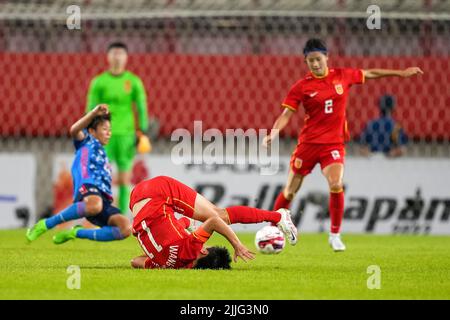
[290,143,345,176]
[131,176,198,229]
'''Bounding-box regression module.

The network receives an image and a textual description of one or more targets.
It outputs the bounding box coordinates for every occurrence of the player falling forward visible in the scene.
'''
[26,105,132,244]
[129,176,298,269]
[264,38,423,252]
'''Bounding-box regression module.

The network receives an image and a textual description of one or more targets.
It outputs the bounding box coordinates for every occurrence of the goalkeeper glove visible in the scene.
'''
[136,131,152,154]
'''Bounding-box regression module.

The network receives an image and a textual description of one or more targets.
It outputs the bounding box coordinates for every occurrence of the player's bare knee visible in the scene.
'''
[218,209,230,224]
[329,181,344,193]
[208,205,223,218]
[84,197,103,215]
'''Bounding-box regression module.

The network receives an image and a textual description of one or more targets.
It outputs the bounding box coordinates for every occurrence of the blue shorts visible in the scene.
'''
[74,184,121,227]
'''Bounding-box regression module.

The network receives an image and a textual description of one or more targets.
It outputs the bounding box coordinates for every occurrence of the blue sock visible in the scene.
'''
[76,226,124,242]
[45,202,86,229]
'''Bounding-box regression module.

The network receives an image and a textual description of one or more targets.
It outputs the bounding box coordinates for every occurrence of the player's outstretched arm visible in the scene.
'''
[201,216,255,263]
[263,108,294,147]
[70,104,109,141]
[363,67,424,80]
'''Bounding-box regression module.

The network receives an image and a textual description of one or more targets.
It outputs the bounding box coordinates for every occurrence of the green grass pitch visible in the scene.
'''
[1,229,450,299]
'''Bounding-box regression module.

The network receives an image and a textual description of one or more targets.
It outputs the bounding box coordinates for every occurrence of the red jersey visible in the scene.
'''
[134,216,208,269]
[130,176,208,269]
[282,68,364,144]
[130,175,197,226]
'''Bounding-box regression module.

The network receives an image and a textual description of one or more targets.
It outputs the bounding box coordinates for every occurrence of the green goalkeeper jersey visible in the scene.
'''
[86,71,148,135]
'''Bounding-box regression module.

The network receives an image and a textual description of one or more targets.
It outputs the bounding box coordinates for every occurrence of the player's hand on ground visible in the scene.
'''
[401,67,424,78]
[93,104,109,116]
[233,243,255,263]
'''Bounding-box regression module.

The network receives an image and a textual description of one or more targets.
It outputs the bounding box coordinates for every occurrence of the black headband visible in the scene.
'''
[303,47,328,56]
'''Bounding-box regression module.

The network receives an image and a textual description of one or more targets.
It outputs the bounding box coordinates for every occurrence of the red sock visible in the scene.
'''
[329,191,344,234]
[226,206,281,225]
[273,191,291,210]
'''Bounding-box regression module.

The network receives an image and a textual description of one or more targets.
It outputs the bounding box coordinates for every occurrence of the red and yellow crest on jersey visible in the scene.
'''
[294,158,302,169]
[334,83,344,95]
[124,80,132,93]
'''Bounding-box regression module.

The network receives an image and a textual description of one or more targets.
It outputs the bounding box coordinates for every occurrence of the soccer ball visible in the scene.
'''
[254,225,285,254]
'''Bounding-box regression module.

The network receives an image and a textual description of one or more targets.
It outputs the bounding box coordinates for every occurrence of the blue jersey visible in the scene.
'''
[71,130,113,199]
[360,116,408,154]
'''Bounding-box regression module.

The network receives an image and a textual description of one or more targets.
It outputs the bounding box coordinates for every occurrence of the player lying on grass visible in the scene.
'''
[26,105,132,244]
[129,176,298,269]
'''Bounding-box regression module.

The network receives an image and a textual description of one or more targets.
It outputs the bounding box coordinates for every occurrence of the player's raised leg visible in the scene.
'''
[193,193,298,245]
[191,193,278,225]
[322,162,346,252]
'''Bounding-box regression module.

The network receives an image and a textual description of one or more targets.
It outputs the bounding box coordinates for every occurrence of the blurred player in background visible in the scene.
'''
[86,42,151,216]
[26,105,131,244]
[360,94,408,157]
[264,38,423,251]
[129,176,297,269]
